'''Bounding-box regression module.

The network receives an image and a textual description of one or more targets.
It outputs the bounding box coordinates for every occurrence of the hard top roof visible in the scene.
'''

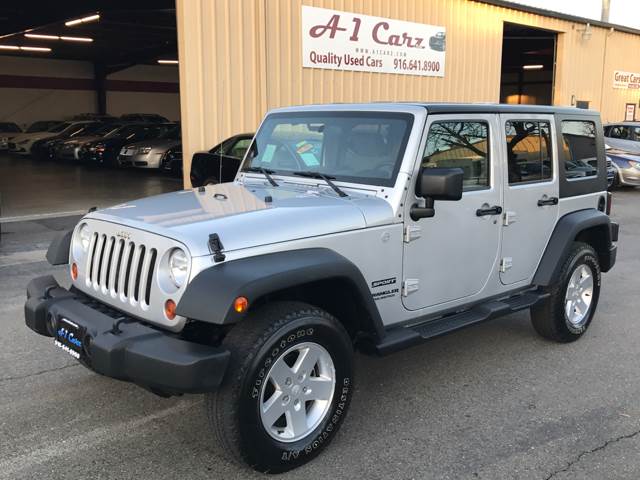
[271,102,599,116]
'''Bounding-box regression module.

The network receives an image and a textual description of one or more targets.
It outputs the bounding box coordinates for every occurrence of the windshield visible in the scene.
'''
[0,122,20,133]
[27,121,58,133]
[49,122,72,133]
[242,112,413,187]
[91,123,122,136]
[160,124,181,140]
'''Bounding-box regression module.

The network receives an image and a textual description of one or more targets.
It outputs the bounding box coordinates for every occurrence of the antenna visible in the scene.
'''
[218,78,223,184]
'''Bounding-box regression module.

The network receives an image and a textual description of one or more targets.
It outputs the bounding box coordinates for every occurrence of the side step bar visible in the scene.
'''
[374,291,549,356]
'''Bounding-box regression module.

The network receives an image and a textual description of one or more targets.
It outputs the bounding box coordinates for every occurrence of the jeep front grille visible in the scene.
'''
[86,233,158,307]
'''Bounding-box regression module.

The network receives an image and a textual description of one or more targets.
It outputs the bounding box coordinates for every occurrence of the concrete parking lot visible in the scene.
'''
[0,190,638,480]
[0,153,181,218]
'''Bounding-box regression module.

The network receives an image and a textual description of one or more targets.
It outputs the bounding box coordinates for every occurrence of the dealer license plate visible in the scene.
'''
[53,318,86,359]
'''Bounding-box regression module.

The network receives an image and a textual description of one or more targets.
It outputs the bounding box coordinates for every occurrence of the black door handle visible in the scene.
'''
[476,205,503,216]
[537,196,559,207]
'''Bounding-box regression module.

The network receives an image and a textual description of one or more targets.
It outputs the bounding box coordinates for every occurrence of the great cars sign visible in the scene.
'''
[613,70,640,89]
[301,6,446,77]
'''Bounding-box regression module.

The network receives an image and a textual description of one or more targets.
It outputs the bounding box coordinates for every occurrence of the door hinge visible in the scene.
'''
[503,211,517,226]
[500,257,513,273]
[402,279,420,296]
[404,225,422,243]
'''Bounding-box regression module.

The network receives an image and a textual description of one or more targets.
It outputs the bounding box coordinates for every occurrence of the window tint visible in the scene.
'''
[606,125,630,139]
[228,138,252,158]
[561,120,598,179]
[505,120,552,184]
[423,121,489,191]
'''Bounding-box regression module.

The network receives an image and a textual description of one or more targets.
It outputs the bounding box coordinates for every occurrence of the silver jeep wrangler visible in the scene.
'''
[26,103,618,473]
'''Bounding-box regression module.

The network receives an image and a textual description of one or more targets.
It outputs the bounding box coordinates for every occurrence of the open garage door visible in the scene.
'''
[0,1,182,222]
[500,22,557,106]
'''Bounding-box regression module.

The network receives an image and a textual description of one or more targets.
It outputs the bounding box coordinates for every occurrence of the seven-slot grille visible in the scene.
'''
[86,232,158,308]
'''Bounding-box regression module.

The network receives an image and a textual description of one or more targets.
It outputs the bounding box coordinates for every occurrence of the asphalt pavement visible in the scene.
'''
[0,191,638,480]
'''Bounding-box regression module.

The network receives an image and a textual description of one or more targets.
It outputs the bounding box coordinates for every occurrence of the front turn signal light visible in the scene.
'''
[71,263,78,280]
[234,296,249,313]
[164,299,177,320]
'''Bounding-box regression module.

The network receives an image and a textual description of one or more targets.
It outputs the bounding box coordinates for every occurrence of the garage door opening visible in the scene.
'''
[500,23,557,105]
[0,1,182,221]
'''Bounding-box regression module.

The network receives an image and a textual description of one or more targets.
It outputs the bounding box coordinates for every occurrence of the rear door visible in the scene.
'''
[499,114,559,285]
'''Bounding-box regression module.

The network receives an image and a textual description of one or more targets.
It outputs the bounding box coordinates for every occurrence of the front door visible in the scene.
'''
[499,114,559,285]
[402,114,503,311]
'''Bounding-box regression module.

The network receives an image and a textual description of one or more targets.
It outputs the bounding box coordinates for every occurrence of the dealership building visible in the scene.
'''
[0,0,639,215]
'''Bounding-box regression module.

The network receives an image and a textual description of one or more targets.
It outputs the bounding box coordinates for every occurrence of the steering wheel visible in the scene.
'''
[265,139,306,170]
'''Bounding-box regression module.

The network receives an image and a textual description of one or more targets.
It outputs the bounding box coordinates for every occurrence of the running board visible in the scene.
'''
[374,291,549,356]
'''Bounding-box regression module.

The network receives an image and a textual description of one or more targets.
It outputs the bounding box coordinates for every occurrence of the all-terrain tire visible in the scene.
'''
[206,301,354,473]
[531,242,601,342]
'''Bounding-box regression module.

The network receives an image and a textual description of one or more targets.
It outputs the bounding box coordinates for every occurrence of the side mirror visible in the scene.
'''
[411,167,464,220]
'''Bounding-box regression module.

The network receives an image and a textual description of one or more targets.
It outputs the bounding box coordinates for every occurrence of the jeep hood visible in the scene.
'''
[88,182,394,256]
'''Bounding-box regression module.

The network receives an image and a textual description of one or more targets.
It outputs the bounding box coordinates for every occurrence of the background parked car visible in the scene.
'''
[79,123,172,167]
[119,113,169,123]
[8,121,91,155]
[0,122,22,150]
[51,123,124,161]
[69,113,118,122]
[31,121,106,160]
[118,123,181,169]
[189,132,254,186]
[604,122,640,154]
[24,120,62,133]
[606,144,640,187]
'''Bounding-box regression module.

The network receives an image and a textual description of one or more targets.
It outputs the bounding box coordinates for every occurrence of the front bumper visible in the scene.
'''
[118,152,160,168]
[25,275,230,396]
[619,168,640,186]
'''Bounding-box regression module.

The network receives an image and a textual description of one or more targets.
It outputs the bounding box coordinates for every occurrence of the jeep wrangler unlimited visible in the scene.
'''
[26,104,618,473]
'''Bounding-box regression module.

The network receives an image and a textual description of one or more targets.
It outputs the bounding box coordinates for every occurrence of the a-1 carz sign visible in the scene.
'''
[301,6,446,77]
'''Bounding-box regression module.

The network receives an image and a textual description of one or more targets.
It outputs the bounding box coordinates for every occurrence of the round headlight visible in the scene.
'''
[168,248,188,288]
[79,223,91,251]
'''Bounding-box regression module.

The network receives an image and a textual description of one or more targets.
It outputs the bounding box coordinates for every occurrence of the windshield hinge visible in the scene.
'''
[208,233,226,262]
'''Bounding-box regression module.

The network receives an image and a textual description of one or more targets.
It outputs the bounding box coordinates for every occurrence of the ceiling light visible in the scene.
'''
[0,45,20,50]
[523,64,544,70]
[20,46,52,52]
[60,36,93,42]
[25,33,93,42]
[25,34,58,40]
[65,14,100,27]
[158,59,178,64]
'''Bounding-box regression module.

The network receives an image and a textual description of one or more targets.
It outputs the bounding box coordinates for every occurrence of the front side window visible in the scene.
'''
[505,120,552,184]
[422,121,489,191]
[562,120,598,179]
[229,138,252,158]
[244,112,413,187]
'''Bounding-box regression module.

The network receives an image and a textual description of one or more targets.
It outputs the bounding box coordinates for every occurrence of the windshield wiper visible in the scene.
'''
[293,171,348,197]
[244,166,279,187]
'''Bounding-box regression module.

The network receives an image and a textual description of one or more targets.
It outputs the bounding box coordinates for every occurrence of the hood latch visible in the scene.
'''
[209,233,226,262]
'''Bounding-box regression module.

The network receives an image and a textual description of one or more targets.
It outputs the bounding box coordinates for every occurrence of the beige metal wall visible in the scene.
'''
[176,0,640,188]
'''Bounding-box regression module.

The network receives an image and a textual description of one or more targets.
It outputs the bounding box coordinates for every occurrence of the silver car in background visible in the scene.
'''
[118,123,180,169]
[604,122,640,154]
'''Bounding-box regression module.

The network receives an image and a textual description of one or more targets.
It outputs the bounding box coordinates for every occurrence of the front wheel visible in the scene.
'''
[531,242,601,342]
[207,301,354,473]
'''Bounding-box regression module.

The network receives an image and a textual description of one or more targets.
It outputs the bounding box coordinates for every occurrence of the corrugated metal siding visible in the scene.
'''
[177,0,640,187]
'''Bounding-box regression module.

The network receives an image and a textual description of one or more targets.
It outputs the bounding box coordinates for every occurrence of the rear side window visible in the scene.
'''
[505,120,552,184]
[561,120,598,179]
[423,121,489,191]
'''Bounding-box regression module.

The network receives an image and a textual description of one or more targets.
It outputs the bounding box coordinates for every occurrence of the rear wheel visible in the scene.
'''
[531,242,601,342]
[207,301,354,473]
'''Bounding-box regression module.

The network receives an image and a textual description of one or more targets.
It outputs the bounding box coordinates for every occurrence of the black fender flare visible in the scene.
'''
[176,248,385,339]
[46,229,72,265]
[533,209,616,286]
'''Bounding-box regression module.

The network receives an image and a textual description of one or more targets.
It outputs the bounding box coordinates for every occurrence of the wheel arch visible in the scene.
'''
[176,248,385,342]
[533,208,616,286]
